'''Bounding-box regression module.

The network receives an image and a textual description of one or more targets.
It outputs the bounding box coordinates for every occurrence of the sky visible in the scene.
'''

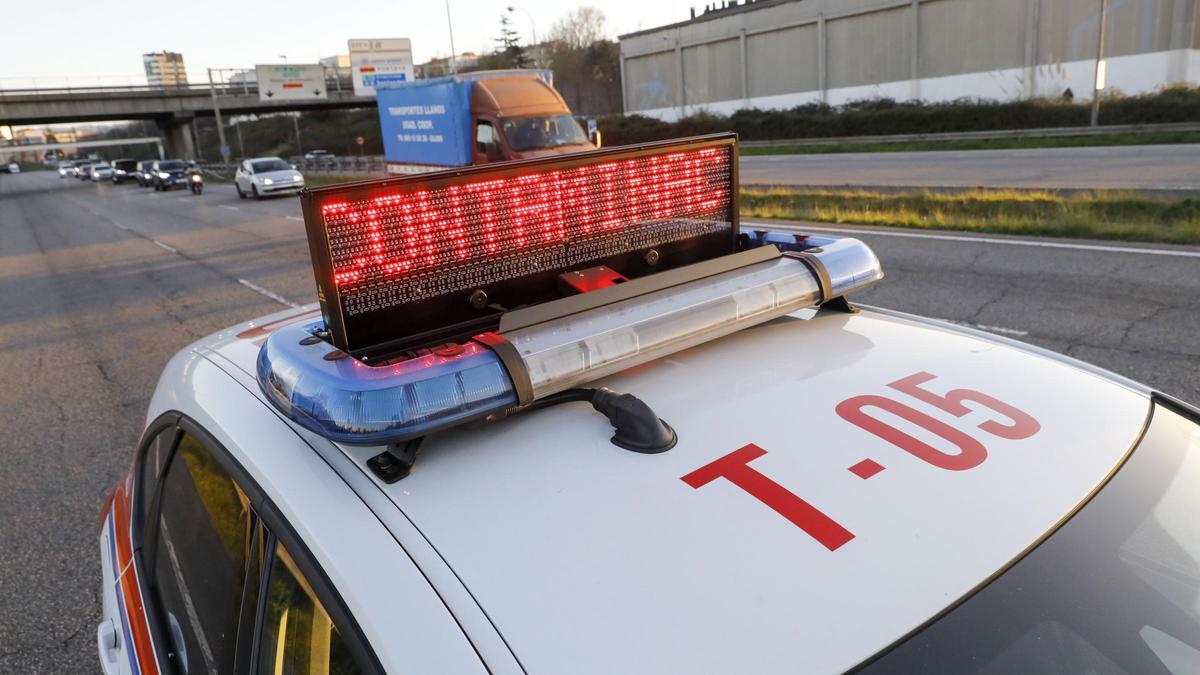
[4,1,690,87]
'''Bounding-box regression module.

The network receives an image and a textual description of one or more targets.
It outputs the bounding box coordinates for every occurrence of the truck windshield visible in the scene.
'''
[500,114,590,152]
[861,402,1200,674]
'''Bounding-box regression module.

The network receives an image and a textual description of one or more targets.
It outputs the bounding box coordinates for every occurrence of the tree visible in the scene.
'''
[548,6,608,50]
[493,14,531,69]
[543,7,622,115]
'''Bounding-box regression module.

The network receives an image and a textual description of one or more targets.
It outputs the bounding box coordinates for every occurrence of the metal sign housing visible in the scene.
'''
[299,134,741,358]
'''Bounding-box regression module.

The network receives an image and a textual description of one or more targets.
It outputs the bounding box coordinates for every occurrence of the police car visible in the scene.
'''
[99,135,1200,675]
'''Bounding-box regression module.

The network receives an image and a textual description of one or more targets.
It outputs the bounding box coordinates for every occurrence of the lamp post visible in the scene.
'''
[1090,0,1108,127]
[445,0,459,74]
[507,5,539,67]
[207,69,230,162]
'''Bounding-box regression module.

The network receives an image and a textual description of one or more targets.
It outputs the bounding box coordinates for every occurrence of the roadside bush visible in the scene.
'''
[598,86,1200,145]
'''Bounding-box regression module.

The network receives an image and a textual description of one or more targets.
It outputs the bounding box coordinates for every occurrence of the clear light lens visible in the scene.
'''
[258,322,517,444]
[158,172,169,179]
[263,178,274,185]
[505,236,881,398]
[292,175,303,182]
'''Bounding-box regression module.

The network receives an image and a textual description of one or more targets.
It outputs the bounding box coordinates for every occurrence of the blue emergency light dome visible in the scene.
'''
[257,322,518,445]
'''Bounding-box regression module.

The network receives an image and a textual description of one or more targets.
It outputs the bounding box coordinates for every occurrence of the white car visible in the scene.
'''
[5,162,19,174]
[234,156,305,199]
[98,136,1200,675]
[90,162,113,181]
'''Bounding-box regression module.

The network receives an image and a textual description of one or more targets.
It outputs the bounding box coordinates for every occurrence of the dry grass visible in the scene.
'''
[740,187,1200,244]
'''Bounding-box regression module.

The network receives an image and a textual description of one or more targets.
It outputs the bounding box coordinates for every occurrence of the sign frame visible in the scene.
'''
[255,64,328,102]
[299,133,741,358]
[348,38,414,98]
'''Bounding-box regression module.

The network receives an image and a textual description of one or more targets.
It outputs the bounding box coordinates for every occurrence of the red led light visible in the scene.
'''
[319,146,733,318]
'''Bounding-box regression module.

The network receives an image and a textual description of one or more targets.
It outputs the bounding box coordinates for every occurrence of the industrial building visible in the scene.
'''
[618,0,1200,119]
[142,51,188,88]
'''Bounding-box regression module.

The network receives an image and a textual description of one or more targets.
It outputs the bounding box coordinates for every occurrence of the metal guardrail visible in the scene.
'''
[288,156,389,174]
[738,121,1200,148]
[197,156,388,176]
[0,76,356,98]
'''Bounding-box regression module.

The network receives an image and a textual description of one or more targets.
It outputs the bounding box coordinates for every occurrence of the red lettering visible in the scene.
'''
[888,372,1040,440]
[836,395,988,471]
[681,444,855,551]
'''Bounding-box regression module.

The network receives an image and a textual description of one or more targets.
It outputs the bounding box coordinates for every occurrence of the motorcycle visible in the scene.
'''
[189,170,204,195]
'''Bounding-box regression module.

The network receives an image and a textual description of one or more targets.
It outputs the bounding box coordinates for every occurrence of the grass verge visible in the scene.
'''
[741,186,1200,245]
[740,130,1200,156]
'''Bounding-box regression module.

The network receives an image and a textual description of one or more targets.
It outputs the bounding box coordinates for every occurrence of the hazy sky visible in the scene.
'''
[6,1,689,86]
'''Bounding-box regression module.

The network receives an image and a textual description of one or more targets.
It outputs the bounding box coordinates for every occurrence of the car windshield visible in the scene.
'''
[500,114,590,152]
[252,159,290,173]
[158,161,185,171]
[862,402,1200,674]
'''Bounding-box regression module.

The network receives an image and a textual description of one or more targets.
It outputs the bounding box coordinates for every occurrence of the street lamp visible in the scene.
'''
[1090,0,1109,127]
[507,5,538,67]
[445,0,459,74]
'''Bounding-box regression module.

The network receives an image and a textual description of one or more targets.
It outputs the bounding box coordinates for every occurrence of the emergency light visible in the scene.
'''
[259,134,883,445]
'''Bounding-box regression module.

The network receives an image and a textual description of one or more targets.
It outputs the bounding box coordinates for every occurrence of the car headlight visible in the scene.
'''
[158,172,170,179]
[263,178,274,185]
[115,169,125,175]
[191,174,201,182]
[293,175,303,182]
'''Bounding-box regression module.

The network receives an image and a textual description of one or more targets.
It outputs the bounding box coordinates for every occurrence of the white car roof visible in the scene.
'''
[159,301,1151,672]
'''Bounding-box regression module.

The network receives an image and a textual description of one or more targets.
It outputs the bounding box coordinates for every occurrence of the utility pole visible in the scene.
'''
[1090,0,1108,127]
[207,69,230,162]
[445,0,459,74]
[292,114,303,155]
[234,121,245,158]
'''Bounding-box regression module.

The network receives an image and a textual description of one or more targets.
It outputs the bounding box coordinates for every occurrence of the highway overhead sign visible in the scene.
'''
[348,38,414,98]
[255,64,328,102]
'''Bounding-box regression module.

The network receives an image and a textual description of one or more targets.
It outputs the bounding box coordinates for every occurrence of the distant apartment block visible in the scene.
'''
[143,52,188,88]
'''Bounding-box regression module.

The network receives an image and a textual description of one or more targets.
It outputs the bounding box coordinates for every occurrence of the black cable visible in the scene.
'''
[514,387,677,453]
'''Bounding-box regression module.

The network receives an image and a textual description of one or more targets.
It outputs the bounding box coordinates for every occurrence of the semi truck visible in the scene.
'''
[376,70,596,174]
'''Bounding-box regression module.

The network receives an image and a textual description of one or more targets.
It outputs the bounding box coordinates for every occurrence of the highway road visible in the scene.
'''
[741,143,1200,192]
[2,170,1199,671]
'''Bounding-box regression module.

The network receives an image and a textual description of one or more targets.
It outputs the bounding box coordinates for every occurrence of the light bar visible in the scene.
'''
[300,134,739,356]
[258,323,516,445]
[257,235,882,445]
[504,236,881,399]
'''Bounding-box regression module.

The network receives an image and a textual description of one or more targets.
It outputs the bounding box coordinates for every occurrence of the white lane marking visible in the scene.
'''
[286,215,303,221]
[112,222,130,231]
[219,204,240,211]
[238,278,301,308]
[944,320,1029,337]
[152,239,178,254]
[748,221,1200,259]
[972,323,1029,337]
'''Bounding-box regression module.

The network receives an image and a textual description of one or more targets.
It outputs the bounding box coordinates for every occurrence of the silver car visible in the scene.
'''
[234,157,305,200]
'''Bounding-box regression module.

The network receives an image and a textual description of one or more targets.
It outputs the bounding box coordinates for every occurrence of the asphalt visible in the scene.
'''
[741,143,1200,192]
[1,169,1198,672]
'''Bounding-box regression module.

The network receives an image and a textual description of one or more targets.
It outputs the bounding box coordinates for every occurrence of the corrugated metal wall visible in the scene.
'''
[619,0,1198,115]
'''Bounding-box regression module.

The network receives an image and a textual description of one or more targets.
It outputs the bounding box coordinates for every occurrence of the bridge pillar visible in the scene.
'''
[156,113,196,160]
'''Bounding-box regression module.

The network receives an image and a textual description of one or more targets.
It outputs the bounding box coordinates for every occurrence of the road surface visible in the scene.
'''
[1,170,1198,671]
[741,143,1200,192]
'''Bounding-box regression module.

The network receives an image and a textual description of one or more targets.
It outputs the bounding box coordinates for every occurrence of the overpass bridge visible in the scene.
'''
[0,78,378,158]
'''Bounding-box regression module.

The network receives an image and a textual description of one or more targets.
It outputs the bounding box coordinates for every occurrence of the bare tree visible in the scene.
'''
[548,7,608,50]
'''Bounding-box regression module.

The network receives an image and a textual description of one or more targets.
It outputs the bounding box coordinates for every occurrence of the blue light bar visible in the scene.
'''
[257,321,517,445]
